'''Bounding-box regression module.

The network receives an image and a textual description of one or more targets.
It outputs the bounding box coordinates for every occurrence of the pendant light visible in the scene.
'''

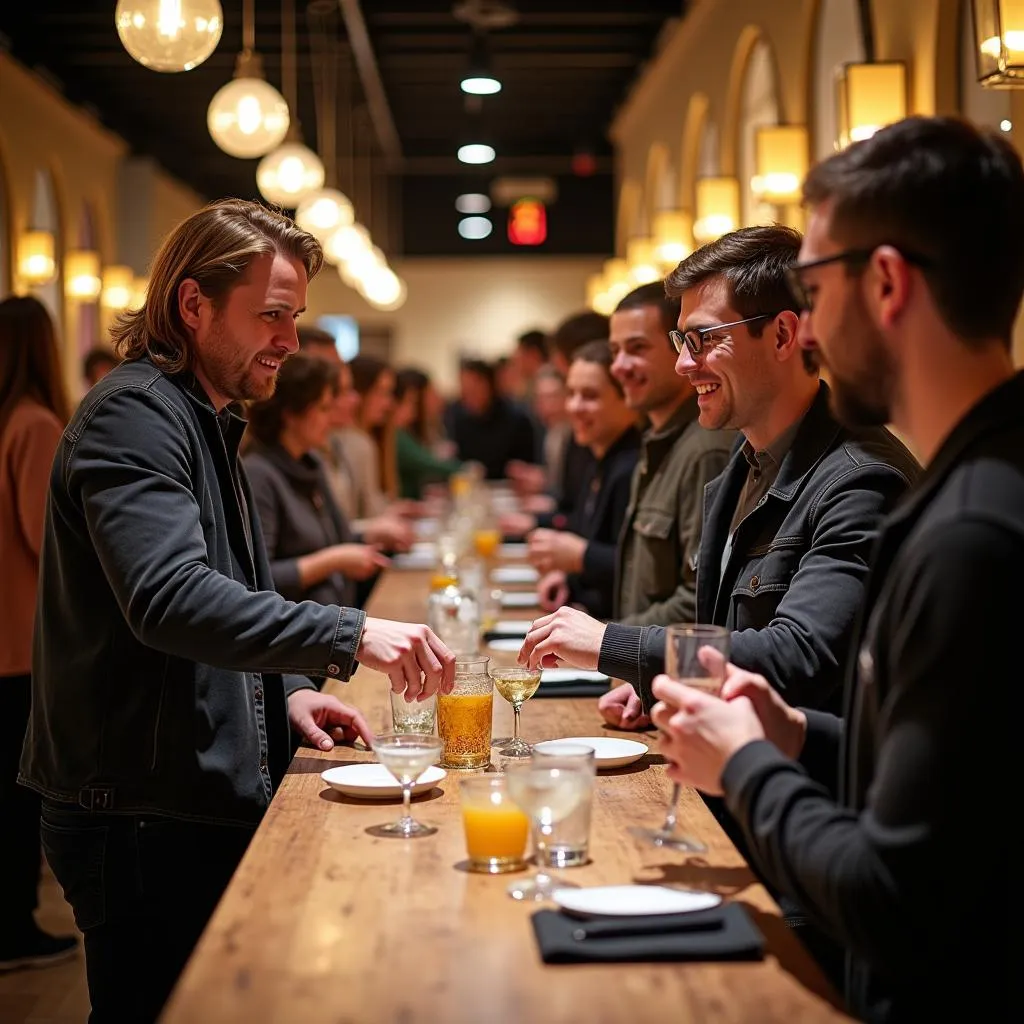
[115,0,223,72]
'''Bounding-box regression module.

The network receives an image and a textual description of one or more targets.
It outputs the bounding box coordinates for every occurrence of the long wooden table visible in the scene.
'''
[161,565,850,1023]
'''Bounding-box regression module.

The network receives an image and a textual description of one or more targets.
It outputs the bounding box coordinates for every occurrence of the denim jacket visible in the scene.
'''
[19,358,365,825]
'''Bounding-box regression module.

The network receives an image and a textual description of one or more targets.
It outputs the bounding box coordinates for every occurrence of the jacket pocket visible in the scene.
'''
[633,509,675,541]
[629,508,684,606]
[729,542,802,632]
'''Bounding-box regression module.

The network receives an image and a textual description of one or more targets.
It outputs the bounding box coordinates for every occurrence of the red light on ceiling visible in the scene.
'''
[508,198,547,246]
[571,151,597,176]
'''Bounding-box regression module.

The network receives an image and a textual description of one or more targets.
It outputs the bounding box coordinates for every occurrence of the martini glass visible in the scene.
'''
[367,732,444,838]
[490,666,541,760]
[504,763,586,900]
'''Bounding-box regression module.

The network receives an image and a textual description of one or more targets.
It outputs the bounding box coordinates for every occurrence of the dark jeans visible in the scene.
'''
[0,673,40,937]
[40,801,255,1023]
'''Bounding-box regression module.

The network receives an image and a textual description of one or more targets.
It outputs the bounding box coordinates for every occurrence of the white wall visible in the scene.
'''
[306,255,604,391]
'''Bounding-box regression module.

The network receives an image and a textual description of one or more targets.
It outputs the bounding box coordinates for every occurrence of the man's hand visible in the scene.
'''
[537,570,570,611]
[361,516,414,552]
[650,675,766,796]
[499,511,537,538]
[332,544,391,580]
[526,528,587,575]
[598,683,651,730]
[506,460,547,496]
[287,689,374,751]
[357,617,456,699]
[518,606,604,670]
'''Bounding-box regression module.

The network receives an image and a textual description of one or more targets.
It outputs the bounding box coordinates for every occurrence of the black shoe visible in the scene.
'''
[0,925,78,971]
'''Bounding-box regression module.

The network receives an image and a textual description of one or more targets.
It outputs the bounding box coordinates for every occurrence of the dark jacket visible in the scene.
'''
[243,442,357,608]
[564,426,641,619]
[615,396,735,626]
[600,384,920,712]
[444,397,537,479]
[722,372,1024,1023]
[19,358,365,826]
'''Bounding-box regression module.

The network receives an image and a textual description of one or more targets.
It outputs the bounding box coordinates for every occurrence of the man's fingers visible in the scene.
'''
[414,642,444,697]
[697,646,727,676]
[424,629,456,693]
[297,710,334,751]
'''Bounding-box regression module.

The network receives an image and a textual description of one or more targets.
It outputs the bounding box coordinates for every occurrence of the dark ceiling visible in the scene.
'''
[0,1,685,257]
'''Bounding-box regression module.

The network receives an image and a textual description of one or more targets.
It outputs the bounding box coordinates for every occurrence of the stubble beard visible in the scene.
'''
[826,295,894,429]
[203,317,279,404]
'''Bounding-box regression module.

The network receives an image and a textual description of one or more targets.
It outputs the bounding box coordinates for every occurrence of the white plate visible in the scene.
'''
[320,763,446,799]
[501,592,538,609]
[487,638,524,653]
[491,566,539,585]
[498,542,528,559]
[409,541,436,557]
[491,620,531,637]
[390,552,436,571]
[539,669,610,684]
[552,885,722,918]
[537,735,648,769]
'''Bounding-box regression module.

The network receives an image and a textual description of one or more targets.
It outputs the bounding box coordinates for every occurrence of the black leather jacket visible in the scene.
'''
[600,384,920,713]
[19,358,365,825]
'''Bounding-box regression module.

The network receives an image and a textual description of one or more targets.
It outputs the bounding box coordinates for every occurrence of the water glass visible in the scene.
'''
[458,774,529,874]
[389,689,437,735]
[529,741,597,867]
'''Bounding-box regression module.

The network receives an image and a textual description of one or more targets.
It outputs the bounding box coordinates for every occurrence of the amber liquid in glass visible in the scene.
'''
[438,692,494,769]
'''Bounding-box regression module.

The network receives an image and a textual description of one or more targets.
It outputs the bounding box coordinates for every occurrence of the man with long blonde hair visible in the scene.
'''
[20,199,455,1022]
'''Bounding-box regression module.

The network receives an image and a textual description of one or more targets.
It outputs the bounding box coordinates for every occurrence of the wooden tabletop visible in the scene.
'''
[161,564,849,1023]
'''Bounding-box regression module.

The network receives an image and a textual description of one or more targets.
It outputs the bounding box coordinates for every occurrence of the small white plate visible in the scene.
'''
[498,542,528,559]
[409,541,436,557]
[501,592,538,609]
[320,763,446,800]
[552,885,722,918]
[487,638,524,653]
[491,566,539,585]
[539,669,610,684]
[539,735,648,769]
[390,552,436,571]
[491,620,531,637]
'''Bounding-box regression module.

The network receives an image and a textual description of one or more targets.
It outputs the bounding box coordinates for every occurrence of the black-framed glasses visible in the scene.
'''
[784,247,933,312]
[669,314,773,358]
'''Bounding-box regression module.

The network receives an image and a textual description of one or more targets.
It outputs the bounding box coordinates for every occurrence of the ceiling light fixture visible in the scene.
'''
[460,32,501,95]
[973,0,1024,86]
[115,0,223,73]
[455,193,491,214]
[458,143,495,165]
[458,216,492,240]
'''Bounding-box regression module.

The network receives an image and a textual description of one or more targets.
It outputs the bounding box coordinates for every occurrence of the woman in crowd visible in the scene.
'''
[0,296,77,969]
[393,368,461,500]
[527,340,641,620]
[243,353,389,621]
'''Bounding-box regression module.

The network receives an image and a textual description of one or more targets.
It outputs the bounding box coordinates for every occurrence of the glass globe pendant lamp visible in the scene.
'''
[207,51,289,158]
[295,188,355,241]
[115,0,223,73]
[256,130,325,208]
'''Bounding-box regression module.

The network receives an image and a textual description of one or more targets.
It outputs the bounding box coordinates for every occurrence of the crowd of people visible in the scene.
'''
[0,114,1019,1022]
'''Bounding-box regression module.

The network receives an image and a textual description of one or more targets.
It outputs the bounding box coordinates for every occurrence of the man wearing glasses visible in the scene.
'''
[651,115,1021,1022]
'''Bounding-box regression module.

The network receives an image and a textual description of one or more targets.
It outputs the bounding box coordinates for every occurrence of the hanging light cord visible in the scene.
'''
[309,2,338,187]
[281,0,297,114]
[242,0,255,55]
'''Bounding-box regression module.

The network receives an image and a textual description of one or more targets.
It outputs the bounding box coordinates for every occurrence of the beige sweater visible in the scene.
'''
[0,398,63,675]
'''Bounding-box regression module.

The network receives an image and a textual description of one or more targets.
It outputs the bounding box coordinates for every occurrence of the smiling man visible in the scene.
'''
[19,199,455,1022]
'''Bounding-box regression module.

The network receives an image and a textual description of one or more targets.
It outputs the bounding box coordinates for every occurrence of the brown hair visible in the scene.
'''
[803,115,1024,346]
[0,295,72,434]
[570,339,624,397]
[550,309,610,363]
[664,224,801,329]
[110,199,323,375]
[348,353,397,498]
[615,281,681,339]
[245,352,338,447]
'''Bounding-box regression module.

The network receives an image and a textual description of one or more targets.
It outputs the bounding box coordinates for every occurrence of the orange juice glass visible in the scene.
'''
[438,655,493,769]
[459,775,529,873]
[473,527,501,559]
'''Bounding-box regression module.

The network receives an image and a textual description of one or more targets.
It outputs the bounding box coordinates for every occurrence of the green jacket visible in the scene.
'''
[614,397,735,625]
[396,428,461,500]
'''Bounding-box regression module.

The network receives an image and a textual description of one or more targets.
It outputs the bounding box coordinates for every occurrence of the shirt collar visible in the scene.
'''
[741,416,803,477]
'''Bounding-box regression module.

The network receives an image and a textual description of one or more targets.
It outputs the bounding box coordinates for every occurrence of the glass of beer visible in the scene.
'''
[458,774,529,873]
[438,655,493,770]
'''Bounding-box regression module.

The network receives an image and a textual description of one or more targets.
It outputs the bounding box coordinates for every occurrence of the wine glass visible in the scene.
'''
[367,732,444,839]
[490,666,541,760]
[628,624,730,853]
[504,763,586,901]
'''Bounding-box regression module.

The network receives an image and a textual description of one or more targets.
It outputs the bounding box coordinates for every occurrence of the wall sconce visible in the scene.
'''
[973,0,1024,86]
[586,272,614,316]
[65,250,103,301]
[101,265,135,310]
[836,62,907,148]
[18,230,56,287]
[752,125,808,204]
[694,177,740,243]
[625,237,661,286]
[602,257,631,308]
[652,210,693,271]
[130,277,149,311]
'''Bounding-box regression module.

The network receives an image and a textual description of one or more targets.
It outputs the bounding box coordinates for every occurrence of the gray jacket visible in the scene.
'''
[20,358,365,825]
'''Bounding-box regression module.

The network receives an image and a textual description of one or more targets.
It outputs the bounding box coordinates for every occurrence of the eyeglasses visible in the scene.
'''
[669,314,773,358]
[784,247,933,312]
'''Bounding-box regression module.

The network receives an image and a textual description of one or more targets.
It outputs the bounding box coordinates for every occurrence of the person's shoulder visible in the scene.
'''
[5,397,63,436]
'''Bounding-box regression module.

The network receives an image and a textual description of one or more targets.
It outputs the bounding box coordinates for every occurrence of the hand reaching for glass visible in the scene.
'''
[517,606,605,670]
[356,617,457,699]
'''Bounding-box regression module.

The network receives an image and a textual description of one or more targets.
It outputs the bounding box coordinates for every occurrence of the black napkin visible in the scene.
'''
[483,630,528,643]
[534,677,610,699]
[531,903,764,963]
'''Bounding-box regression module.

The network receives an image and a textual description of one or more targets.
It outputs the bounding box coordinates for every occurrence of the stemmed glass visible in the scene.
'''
[504,763,586,901]
[628,624,730,852]
[490,666,541,760]
[367,732,444,839]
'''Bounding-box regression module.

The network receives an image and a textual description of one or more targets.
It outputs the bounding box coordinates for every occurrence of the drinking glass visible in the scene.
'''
[529,742,597,867]
[628,624,730,853]
[458,774,530,874]
[367,732,444,839]
[504,763,586,901]
[389,689,437,735]
[437,655,493,770]
[490,666,541,760]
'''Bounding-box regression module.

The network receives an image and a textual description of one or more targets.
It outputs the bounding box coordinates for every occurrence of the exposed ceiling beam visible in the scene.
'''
[401,154,614,176]
[337,0,403,168]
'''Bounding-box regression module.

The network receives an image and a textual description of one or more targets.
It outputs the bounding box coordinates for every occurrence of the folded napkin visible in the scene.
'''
[531,904,764,963]
[534,676,609,698]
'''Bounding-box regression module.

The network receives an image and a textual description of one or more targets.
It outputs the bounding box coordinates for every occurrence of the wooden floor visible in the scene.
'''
[0,860,90,1023]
